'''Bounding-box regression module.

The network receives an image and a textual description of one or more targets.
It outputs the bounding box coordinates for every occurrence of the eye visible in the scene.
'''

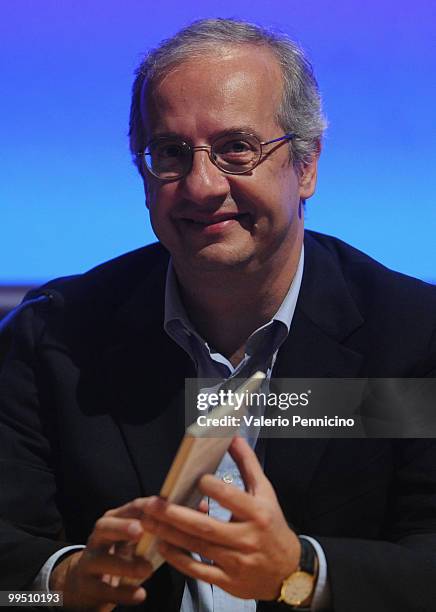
[218,139,253,155]
[213,136,257,167]
[153,142,185,159]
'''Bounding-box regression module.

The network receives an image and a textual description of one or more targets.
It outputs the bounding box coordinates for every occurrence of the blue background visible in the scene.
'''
[1,0,435,284]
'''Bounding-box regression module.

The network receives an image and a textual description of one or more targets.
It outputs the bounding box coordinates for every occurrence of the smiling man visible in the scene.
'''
[139,42,316,365]
[1,17,436,612]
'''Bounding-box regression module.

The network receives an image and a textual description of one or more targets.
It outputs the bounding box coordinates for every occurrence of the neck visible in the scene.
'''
[173,231,303,363]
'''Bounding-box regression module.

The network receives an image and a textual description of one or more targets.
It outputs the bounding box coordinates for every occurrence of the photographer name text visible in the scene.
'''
[196,414,355,428]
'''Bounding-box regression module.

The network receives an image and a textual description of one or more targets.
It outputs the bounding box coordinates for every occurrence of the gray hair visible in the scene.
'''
[129,18,327,167]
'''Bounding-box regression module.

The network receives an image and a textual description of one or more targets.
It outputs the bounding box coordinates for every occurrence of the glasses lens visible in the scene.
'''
[212,133,260,174]
[145,139,191,179]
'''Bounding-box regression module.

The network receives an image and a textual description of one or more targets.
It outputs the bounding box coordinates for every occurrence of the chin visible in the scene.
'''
[182,243,255,273]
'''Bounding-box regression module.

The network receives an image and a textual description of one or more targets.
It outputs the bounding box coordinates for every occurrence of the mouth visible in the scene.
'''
[180,213,250,233]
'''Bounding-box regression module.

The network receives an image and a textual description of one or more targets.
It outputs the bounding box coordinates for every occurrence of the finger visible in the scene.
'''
[158,542,233,591]
[228,437,269,495]
[104,497,155,519]
[83,576,147,607]
[83,550,153,581]
[139,514,235,562]
[197,475,260,521]
[87,517,145,550]
[197,498,209,514]
[140,499,247,548]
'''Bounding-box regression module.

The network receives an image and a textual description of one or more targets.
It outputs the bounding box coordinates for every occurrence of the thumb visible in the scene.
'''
[228,436,268,495]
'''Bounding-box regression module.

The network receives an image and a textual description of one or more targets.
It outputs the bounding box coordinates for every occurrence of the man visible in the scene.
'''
[1,17,436,612]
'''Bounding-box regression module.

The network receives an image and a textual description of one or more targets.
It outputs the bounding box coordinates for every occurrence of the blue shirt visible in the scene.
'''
[164,249,323,612]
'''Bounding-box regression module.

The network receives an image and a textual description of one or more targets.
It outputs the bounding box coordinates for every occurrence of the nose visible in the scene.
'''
[179,148,230,206]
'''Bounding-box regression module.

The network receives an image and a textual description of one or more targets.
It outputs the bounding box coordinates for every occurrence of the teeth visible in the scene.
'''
[195,219,232,225]
[204,217,237,225]
[184,214,243,225]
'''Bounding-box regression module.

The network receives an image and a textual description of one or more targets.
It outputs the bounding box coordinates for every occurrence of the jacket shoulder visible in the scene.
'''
[305,231,436,373]
[306,230,436,309]
[34,242,169,310]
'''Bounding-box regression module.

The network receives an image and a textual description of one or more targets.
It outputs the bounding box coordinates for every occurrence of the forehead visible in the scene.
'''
[142,45,283,139]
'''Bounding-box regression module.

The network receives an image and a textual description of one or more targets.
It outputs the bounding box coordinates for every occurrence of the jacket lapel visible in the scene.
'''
[94,250,195,499]
[274,232,365,379]
[263,232,365,530]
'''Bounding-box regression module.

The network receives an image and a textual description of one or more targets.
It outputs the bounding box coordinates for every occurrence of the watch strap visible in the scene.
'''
[275,537,318,609]
[298,537,317,575]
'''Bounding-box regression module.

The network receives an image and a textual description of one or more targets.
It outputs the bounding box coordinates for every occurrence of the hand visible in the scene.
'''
[139,437,301,600]
[50,499,154,611]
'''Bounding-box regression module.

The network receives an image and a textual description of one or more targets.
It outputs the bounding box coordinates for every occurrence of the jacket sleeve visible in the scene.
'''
[316,439,436,612]
[0,304,69,589]
[258,438,436,612]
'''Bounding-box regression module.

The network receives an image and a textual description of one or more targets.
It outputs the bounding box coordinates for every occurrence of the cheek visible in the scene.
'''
[146,184,178,236]
[144,178,159,206]
[246,164,300,217]
[145,180,165,214]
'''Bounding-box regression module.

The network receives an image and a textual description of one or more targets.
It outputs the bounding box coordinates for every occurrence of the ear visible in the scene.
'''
[298,141,321,200]
[143,177,150,210]
[135,156,150,209]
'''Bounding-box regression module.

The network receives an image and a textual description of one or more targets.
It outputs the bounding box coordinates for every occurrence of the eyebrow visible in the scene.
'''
[148,126,265,143]
[214,126,264,140]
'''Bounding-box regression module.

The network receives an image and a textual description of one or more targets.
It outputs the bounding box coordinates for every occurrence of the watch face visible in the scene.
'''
[282,571,315,605]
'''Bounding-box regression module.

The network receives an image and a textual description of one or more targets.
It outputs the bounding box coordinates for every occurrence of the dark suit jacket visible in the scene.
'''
[1,231,436,612]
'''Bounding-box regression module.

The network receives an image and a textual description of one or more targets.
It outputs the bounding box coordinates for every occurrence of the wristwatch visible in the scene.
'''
[277,537,318,608]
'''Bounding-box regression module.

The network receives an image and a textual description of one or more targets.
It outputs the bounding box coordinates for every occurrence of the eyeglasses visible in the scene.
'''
[137,131,294,181]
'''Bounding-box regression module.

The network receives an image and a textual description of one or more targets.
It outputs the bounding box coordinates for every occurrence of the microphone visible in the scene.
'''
[0,290,64,371]
[0,290,63,334]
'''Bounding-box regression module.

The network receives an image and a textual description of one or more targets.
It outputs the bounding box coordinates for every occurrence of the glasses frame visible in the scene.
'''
[137,131,295,181]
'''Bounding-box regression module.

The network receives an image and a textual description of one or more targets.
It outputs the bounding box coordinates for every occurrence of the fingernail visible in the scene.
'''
[133,587,147,602]
[128,522,142,536]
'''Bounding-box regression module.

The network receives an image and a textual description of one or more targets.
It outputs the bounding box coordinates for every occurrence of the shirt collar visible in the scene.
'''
[164,246,304,340]
[164,259,193,333]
